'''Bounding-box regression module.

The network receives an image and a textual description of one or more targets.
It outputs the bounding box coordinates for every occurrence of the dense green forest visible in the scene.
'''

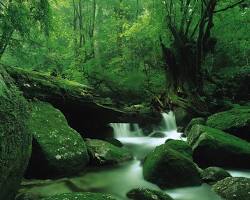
[1,0,249,102]
[0,0,250,200]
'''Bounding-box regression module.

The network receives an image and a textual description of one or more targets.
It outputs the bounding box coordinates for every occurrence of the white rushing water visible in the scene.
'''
[21,112,250,200]
[110,123,143,137]
[111,112,183,159]
[71,112,247,200]
[87,112,218,199]
[161,111,177,132]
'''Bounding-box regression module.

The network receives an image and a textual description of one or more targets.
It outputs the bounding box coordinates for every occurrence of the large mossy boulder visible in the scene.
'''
[201,167,231,185]
[0,67,32,200]
[188,124,250,168]
[143,144,201,189]
[86,139,132,166]
[26,101,89,178]
[42,192,117,200]
[212,177,250,200]
[127,188,174,200]
[165,139,193,160]
[206,106,250,141]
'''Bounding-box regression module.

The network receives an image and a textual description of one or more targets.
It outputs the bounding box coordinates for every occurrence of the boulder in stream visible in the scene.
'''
[143,144,202,189]
[127,188,174,200]
[165,139,193,160]
[212,177,250,200]
[26,101,89,178]
[0,67,32,200]
[206,106,250,141]
[86,139,133,166]
[201,167,231,185]
[188,124,250,168]
[184,117,206,136]
[41,192,117,200]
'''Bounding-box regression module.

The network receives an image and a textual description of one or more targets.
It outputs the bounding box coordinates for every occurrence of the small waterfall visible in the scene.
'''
[148,111,180,139]
[110,123,143,138]
[161,111,177,132]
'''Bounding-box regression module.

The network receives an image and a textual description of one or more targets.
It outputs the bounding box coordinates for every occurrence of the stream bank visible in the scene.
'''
[16,112,250,200]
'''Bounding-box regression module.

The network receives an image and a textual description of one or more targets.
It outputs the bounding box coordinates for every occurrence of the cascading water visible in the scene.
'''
[22,111,250,200]
[110,112,183,159]
[110,123,143,137]
[82,112,221,199]
[161,111,177,131]
[148,112,182,140]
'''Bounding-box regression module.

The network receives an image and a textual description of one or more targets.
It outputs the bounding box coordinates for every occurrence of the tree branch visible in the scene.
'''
[214,0,245,13]
[0,2,7,8]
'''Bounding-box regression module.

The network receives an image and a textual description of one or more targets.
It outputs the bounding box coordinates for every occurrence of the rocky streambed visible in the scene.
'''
[15,106,250,200]
[1,66,250,200]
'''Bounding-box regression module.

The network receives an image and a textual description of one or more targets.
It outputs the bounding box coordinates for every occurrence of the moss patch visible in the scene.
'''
[26,101,89,178]
[188,125,250,168]
[42,192,117,200]
[206,106,250,141]
[86,139,132,166]
[0,66,32,200]
[127,188,174,200]
[143,144,201,189]
[212,177,250,200]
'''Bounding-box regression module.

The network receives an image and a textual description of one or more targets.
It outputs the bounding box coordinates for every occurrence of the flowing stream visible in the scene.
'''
[21,112,250,200]
[75,112,221,200]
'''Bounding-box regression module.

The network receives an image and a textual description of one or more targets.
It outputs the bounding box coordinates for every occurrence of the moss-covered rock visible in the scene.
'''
[188,124,250,168]
[143,144,201,189]
[26,101,89,178]
[0,67,32,200]
[206,106,250,141]
[184,117,206,136]
[42,192,117,200]
[165,139,193,160]
[201,167,231,185]
[127,188,174,200]
[104,138,123,147]
[212,177,250,200]
[86,139,132,166]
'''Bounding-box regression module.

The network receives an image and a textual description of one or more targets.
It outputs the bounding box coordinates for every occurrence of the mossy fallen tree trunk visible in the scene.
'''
[4,66,160,138]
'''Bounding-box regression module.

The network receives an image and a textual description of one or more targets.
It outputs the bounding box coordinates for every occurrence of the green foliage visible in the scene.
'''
[0,0,249,103]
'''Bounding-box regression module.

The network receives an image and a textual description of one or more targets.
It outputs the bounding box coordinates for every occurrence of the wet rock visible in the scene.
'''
[0,67,32,200]
[26,101,89,178]
[127,188,174,200]
[143,144,201,189]
[173,107,192,127]
[86,139,132,166]
[201,167,231,185]
[212,177,250,200]
[188,125,250,168]
[149,131,166,138]
[41,192,117,200]
[184,117,206,136]
[16,178,86,200]
[105,138,123,147]
[165,140,193,160]
[206,106,250,141]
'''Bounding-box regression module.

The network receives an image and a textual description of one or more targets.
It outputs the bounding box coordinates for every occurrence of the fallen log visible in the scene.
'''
[4,66,161,138]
